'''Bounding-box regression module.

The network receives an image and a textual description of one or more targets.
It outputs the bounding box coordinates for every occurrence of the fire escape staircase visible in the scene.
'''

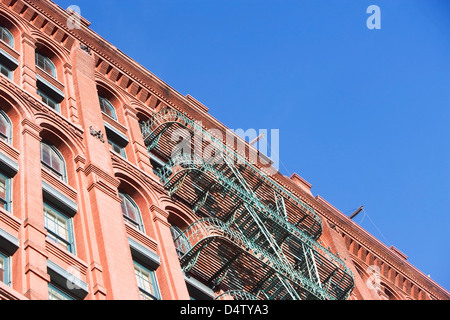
[140,108,354,300]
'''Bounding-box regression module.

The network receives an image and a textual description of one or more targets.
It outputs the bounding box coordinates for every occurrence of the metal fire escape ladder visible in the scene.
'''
[221,153,302,300]
[301,243,322,289]
[275,192,288,221]
[274,274,302,300]
[222,154,290,265]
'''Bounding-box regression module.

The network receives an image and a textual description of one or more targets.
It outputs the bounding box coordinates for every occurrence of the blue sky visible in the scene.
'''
[53,0,450,292]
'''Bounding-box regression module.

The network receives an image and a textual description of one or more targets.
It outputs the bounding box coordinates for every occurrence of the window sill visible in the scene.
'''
[41,167,77,202]
[0,41,19,61]
[125,223,158,253]
[102,112,128,134]
[0,206,21,235]
[45,238,88,280]
[35,66,64,91]
[0,138,19,162]
[0,281,28,300]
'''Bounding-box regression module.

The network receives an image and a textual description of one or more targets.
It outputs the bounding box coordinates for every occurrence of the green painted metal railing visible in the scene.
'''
[140,108,322,231]
[175,217,332,300]
[215,290,260,301]
[159,153,353,278]
[141,108,355,300]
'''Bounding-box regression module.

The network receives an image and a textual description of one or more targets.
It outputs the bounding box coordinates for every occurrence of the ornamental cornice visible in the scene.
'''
[315,195,449,300]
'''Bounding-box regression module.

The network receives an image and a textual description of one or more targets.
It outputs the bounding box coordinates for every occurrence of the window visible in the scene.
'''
[44,202,75,253]
[0,172,11,211]
[170,225,190,258]
[108,138,127,158]
[99,96,117,120]
[35,52,56,78]
[104,122,129,159]
[0,26,13,47]
[37,89,60,112]
[0,111,11,143]
[41,142,66,182]
[0,251,9,285]
[48,283,74,300]
[119,193,144,231]
[0,62,11,79]
[134,260,160,300]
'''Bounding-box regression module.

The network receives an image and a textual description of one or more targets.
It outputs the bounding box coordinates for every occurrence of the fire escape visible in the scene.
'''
[140,108,354,300]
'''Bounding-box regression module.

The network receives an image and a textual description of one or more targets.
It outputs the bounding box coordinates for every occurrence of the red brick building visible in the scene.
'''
[0,0,448,301]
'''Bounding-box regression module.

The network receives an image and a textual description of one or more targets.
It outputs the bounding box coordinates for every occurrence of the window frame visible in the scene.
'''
[108,138,127,158]
[37,89,61,112]
[170,225,191,258]
[0,26,14,48]
[119,192,144,232]
[48,283,75,300]
[35,52,57,78]
[40,142,67,182]
[0,251,10,286]
[99,96,117,121]
[0,110,12,144]
[0,62,12,79]
[0,171,11,212]
[133,259,161,300]
[43,201,75,254]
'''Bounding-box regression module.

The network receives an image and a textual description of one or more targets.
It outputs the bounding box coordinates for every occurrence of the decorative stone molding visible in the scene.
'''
[21,118,42,140]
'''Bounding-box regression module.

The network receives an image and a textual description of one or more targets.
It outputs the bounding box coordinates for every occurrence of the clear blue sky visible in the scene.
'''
[53,0,450,292]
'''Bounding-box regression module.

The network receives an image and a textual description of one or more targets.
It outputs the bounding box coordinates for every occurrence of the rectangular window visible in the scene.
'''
[0,63,11,79]
[0,172,10,211]
[37,90,60,112]
[134,261,160,300]
[44,203,74,254]
[108,139,127,159]
[0,252,9,285]
[48,283,74,300]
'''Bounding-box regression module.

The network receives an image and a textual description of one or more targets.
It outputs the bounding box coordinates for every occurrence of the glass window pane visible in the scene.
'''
[0,112,10,142]
[0,116,6,136]
[120,203,127,217]
[0,27,13,47]
[41,143,65,181]
[44,204,72,252]
[0,64,11,79]
[36,53,56,78]
[48,285,73,301]
[125,199,137,221]
[0,175,6,201]
[0,255,4,283]
[38,90,59,111]
[51,152,62,173]
[41,143,51,166]
[99,96,117,120]
[134,262,159,300]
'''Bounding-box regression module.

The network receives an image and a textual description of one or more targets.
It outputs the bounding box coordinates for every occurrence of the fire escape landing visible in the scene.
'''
[141,108,354,300]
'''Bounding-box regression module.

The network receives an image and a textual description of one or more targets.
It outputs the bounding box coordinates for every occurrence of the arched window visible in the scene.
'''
[0,111,11,143]
[41,142,66,182]
[35,52,56,78]
[170,225,191,258]
[99,96,117,120]
[119,192,144,231]
[0,26,14,47]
